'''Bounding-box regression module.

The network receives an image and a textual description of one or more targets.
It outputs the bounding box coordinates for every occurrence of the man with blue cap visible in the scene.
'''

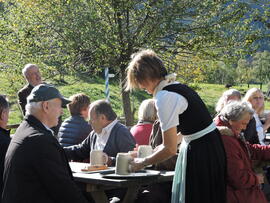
[2,84,89,203]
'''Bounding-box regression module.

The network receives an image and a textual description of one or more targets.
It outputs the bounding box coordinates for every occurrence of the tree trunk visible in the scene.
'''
[120,65,134,127]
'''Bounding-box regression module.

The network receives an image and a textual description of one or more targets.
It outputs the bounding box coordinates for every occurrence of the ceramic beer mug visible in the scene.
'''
[138,145,153,158]
[90,150,108,166]
[116,153,132,175]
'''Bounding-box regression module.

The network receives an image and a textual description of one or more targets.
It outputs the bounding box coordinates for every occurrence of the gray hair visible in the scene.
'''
[25,101,42,115]
[138,99,157,123]
[215,89,241,113]
[220,101,254,121]
[22,64,38,78]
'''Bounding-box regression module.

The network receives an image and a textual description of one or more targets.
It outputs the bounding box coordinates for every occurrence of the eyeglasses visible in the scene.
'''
[252,96,264,100]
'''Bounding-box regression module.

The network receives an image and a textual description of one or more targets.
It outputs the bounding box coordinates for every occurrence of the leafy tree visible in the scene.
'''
[251,51,270,83]
[0,0,268,125]
[235,58,254,84]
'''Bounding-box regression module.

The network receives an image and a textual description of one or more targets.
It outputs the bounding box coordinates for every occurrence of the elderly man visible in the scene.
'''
[18,64,42,115]
[64,99,136,165]
[0,96,10,203]
[2,84,88,203]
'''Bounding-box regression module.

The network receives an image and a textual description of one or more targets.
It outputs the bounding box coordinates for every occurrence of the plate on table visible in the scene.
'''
[101,170,160,179]
[69,162,114,174]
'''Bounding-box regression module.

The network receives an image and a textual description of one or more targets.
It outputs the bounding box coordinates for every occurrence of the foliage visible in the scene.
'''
[1,0,270,124]
[235,50,270,84]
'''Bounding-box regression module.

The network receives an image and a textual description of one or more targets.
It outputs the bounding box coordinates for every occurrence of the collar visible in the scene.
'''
[25,114,54,135]
[97,119,118,137]
[153,73,178,97]
[217,116,241,138]
[0,127,10,137]
[42,123,55,135]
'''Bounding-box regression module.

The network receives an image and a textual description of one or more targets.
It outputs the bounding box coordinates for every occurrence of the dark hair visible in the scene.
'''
[0,95,9,116]
[91,100,117,121]
[67,93,90,116]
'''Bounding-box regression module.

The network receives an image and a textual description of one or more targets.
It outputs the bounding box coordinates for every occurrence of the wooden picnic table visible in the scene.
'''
[70,162,174,203]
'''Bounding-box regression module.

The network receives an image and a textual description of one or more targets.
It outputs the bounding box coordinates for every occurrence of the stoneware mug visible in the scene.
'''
[115,153,132,175]
[138,145,153,158]
[90,150,108,166]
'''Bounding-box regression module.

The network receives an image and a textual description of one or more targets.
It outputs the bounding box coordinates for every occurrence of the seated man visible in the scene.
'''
[58,93,92,147]
[64,99,136,166]
[3,84,88,203]
[0,95,10,202]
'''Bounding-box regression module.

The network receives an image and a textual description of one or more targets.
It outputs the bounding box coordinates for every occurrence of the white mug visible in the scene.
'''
[115,153,132,175]
[90,150,108,166]
[138,145,153,158]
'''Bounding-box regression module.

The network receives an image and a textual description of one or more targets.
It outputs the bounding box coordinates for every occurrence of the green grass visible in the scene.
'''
[1,73,269,126]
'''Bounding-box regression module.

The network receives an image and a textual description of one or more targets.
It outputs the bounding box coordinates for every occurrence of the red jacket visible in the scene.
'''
[215,116,270,203]
[130,123,153,145]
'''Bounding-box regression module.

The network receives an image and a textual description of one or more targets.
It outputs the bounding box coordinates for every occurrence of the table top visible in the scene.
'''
[70,162,174,187]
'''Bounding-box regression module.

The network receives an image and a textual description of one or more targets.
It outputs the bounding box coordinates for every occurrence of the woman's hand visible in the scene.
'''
[129,158,147,172]
[256,173,264,184]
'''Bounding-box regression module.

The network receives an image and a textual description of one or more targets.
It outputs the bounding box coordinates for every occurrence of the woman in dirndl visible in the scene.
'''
[125,49,226,203]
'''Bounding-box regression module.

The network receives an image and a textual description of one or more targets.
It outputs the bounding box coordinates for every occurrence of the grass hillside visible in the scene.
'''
[1,73,269,126]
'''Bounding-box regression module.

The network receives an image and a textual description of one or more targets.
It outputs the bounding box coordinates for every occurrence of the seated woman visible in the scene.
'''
[130,99,157,145]
[215,101,270,203]
[214,89,259,144]
[58,93,92,147]
[215,89,241,114]
[243,88,270,145]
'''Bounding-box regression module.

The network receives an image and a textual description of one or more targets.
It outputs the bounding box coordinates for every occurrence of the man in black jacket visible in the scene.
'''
[17,64,42,116]
[2,84,89,203]
[0,96,10,203]
[17,64,62,136]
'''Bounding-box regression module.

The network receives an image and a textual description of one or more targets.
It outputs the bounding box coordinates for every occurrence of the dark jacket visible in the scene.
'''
[243,117,260,144]
[64,122,135,164]
[2,115,88,203]
[58,115,92,147]
[17,83,33,115]
[0,128,10,203]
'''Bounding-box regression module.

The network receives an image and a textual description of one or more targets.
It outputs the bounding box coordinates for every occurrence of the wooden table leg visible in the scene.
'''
[122,185,140,203]
[86,184,108,203]
[90,190,108,203]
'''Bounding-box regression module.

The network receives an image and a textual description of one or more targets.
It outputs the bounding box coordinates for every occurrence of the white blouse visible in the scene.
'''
[254,113,266,145]
[154,81,188,132]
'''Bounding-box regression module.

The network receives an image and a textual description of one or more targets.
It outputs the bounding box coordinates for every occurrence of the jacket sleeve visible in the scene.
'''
[248,143,270,161]
[35,137,88,203]
[116,126,136,153]
[222,136,259,189]
[17,90,26,115]
[64,134,92,161]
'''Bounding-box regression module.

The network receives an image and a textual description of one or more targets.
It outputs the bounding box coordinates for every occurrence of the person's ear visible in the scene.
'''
[0,111,3,121]
[100,114,106,121]
[42,101,49,113]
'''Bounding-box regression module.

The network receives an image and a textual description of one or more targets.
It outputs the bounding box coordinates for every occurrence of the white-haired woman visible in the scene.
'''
[125,49,226,203]
[243,88,270,145]
[215,101,270,203]
[130,99,157,145]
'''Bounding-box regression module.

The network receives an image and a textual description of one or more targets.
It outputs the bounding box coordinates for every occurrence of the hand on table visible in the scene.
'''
[256,173,264,184]
[129,158,146,172]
